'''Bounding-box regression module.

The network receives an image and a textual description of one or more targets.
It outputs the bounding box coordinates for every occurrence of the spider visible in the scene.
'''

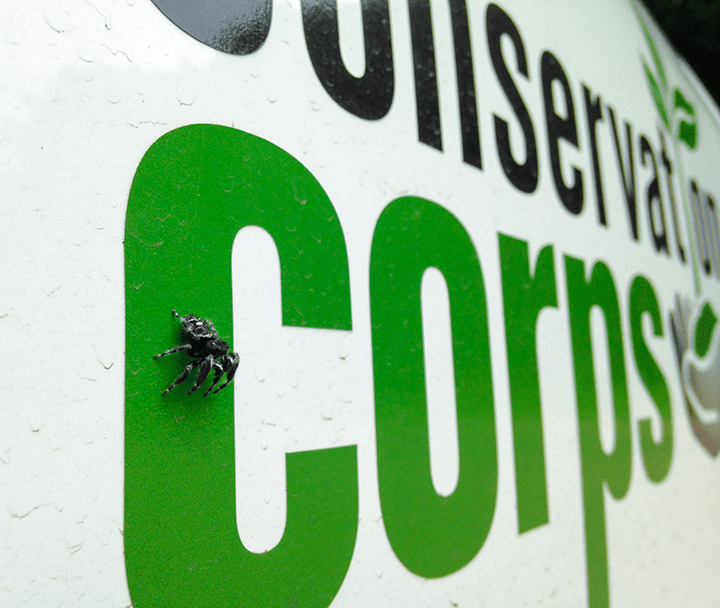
[154,310,240,396]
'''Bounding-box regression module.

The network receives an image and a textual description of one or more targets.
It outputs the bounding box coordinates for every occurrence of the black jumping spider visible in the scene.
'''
[154,310,240,396]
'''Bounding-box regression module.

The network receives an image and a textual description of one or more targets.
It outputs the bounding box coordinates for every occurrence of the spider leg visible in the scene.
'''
[213,352,240,394]
[154,343,192,358]
[162,358,202,395]
[188,357,213,395]
[203,359,226,396]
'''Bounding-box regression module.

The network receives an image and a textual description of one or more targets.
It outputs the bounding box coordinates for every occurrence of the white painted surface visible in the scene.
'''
[1,0,720,606]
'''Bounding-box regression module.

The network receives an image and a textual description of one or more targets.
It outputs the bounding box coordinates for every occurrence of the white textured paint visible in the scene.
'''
[422,266,461,498]
[2,0,720,606]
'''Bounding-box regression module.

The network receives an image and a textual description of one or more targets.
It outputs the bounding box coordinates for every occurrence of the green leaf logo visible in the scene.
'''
[674,88,698,149]
[638,12,698,149]
[694,301,718,359]
[642,58,670,128]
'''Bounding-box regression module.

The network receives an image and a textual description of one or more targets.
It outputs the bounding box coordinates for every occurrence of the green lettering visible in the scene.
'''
[499,235,558,533]
[124,125,357,607]
[370,196,497,578]
[565,256,632,608]
[629,275,673,483]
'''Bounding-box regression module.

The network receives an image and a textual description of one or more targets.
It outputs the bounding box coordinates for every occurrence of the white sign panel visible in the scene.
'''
[2,0,720,606]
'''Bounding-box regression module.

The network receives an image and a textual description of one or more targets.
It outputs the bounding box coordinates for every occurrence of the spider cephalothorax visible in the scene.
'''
[154,310,240,396]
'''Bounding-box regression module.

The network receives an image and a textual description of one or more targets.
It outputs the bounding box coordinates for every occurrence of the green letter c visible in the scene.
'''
[124,125,357,607]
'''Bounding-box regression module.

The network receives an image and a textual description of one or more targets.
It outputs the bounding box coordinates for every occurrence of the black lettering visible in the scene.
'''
[608,107,639,241]
[408,0,482,168]
[690,180,713,276]
[583,85,607,226]
[486,3,538,193]
[301,0,394,120]
[659,130,687,263]
[639,135,669,255]
[408,0,442,150]
[449,0,482,169]
[541,51,583,215]
[706,194,720,279]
